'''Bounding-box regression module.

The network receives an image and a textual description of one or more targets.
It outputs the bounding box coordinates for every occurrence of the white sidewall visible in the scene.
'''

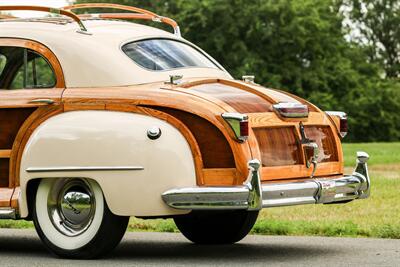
[35,179,104,250]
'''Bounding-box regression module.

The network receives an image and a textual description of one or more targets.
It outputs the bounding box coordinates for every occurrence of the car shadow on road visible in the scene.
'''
[0,231,341,264]
[110,234,341,264]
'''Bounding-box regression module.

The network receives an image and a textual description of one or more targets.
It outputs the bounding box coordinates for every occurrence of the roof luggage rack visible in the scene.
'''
[62,3,181,37]
[0,6,88,33]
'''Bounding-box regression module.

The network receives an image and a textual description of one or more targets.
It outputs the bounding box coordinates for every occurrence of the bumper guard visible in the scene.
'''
[162,152,370,211]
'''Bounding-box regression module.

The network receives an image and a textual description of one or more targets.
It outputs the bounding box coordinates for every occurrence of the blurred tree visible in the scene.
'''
[343,0,400,78]
[74,0,399,141]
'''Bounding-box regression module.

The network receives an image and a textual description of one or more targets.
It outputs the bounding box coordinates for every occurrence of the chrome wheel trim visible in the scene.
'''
[47,179,96,237]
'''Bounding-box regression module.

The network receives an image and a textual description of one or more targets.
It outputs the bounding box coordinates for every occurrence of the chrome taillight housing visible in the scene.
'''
[273,102,309,118]
[222,112,249,142]
[326,111,348,138]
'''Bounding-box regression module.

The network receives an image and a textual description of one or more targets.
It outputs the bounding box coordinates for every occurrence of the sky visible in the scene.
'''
[0,0,71,17]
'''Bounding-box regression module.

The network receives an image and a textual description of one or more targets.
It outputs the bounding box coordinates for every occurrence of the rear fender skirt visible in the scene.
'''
[19,110,198,217]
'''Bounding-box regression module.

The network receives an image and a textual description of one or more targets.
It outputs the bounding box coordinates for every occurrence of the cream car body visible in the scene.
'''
[19,111,195,217]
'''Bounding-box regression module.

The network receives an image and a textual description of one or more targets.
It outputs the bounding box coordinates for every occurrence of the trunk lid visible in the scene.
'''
[177,79,343,181]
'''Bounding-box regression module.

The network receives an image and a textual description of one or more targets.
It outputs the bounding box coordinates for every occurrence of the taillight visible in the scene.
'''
[273,102,309,118]
[326,111,348,138]
[222,113,249,142]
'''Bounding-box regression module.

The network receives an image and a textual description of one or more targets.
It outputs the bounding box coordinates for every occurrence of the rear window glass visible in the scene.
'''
[122,39,218,71]
[0,54,6,75]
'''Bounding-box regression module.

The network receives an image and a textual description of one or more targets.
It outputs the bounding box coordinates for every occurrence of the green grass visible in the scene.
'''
[343,142,400,167]
[1,143,399,239]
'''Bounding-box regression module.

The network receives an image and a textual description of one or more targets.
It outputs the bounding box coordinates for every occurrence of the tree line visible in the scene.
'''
[76,0,400,142]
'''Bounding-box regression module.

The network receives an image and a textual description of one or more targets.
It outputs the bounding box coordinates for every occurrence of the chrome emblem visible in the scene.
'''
[299,122,319,178]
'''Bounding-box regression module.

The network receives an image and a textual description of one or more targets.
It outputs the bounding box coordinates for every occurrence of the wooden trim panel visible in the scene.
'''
[262,162,342,181]
[0,150,11,158]
[10,105,64,187]
[0,188,14,207]
[202,168,238,186]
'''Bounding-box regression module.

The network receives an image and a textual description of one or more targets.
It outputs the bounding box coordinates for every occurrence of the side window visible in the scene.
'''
[0,47,56,89]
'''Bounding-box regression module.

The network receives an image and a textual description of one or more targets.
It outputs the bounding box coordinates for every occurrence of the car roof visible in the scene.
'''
[0,18,231,88]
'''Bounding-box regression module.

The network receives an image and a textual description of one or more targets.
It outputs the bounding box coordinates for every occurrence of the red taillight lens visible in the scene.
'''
[340,117,348,138]
[240,120,249,137]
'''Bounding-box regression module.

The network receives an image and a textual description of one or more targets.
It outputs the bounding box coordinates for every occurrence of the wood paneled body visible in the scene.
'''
[0,38,65,207]
[0,69,343,207]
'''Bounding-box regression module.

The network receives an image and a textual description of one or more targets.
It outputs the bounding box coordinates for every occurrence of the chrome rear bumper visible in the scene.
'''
[162,152,370,211]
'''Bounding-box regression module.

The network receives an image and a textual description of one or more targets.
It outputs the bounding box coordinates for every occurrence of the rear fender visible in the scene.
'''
[19,110,196,217]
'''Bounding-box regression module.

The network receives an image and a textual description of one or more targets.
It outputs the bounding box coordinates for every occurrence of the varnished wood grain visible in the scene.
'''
[7,78,344,191]
[202,168,237,186]
[191,83,273,113]
[0,159,9,187]
[10,105,64,187]
[0,187,13,207]
[254,127,302,167]
[262,162,342,181]
[0,150,11,158]
[0,108,37,149]
[150,107,236,169]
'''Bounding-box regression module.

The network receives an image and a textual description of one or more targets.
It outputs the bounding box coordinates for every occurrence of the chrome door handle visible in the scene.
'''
[29,99,55,105]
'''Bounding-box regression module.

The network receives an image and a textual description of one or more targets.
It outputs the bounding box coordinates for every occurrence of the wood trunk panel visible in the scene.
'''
[254,126,302,167]
[191,83,273,113]
[152,107,236,168]
[0,159,9,187]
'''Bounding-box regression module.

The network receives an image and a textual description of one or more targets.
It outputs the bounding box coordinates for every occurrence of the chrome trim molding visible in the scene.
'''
[325,111,347,119]
[242,75,255,83]
[162,160,260,210]
[273,102,309,118]
[0,208,17,219]
[162,152,370,210]
[325,111,348,138]
[26,166,145,173]
[221,112,249,142]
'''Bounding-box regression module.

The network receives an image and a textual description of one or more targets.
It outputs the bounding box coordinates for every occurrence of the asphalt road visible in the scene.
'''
[0,229,399,266]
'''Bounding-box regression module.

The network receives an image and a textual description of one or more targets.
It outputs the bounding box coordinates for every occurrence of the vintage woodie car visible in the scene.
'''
[0,3,370,259]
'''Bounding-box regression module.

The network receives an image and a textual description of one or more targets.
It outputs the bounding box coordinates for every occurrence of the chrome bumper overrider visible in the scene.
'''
[162,152,370,211]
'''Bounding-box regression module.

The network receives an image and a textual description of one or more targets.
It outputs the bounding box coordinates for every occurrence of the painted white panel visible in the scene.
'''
[19,111,196,217]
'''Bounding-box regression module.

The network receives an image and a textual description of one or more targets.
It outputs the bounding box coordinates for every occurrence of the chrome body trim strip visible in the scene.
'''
[162,152,370,210]
[26,166,145,173]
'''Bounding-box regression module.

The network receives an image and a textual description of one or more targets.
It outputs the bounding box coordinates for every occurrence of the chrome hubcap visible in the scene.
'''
[48,179,96,237]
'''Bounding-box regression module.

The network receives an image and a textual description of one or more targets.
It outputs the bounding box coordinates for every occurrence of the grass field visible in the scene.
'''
[1,143,399,238]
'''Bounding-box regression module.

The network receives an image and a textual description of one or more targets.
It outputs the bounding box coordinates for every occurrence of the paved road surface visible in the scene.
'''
[0,229,398,266]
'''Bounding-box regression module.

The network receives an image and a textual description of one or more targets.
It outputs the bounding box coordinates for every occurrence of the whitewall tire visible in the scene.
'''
[33,178,129,259]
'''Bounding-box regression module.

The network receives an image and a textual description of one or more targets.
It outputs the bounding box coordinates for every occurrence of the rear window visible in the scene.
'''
[122,39,218,71]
